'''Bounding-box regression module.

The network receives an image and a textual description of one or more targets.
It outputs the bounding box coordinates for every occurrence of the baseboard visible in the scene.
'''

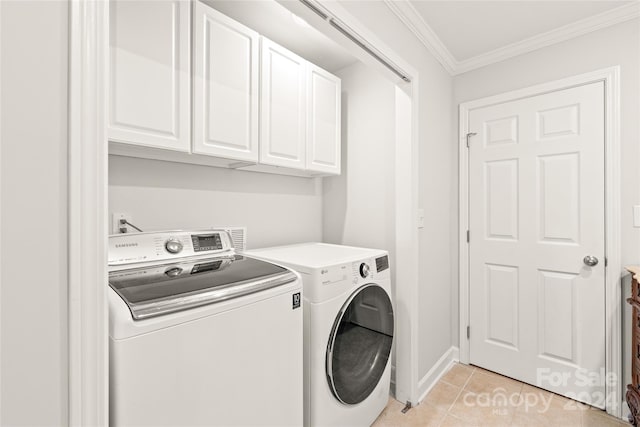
[390,346,461,403]
[417,346,460,403]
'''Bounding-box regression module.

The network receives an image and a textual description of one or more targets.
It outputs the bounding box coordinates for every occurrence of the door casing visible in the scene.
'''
[68,0,423,423]
[458,66,621,417]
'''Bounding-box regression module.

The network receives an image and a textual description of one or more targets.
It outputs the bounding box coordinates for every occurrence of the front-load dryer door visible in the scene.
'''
[326,284,394,405]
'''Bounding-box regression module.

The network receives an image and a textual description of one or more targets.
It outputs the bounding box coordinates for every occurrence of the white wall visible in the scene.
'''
[109,156,323,249]
[322,60,402,388]
[323,61,396,252]
[0,1,69,425]
[333,1,456,388]
[452,18,640,394]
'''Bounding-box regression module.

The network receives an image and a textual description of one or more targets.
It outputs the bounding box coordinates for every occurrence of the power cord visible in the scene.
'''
[119,219,143,233]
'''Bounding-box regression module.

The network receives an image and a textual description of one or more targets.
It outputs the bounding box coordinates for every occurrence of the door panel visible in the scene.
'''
[109,0,190,151]
[538,270,577,363]
[538,153,580,243]
[468,82,605,406]
[260,38,306,169]
[307,64,341,174]
[485,116,518,147]
[485,263,519,349]
[192,2,259,162]
[485,159,519,240]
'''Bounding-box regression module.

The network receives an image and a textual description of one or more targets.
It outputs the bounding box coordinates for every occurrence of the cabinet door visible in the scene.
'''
[306,65,341,175]
[193,2,259,162]
[109,0,190,151]
[260,38,306,169]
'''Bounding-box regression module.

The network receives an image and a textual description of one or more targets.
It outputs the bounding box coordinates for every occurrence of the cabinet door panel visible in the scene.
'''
[307,65,341,175]
[193,2,259,162]
[260,38,306,169]
[109,0,190,151]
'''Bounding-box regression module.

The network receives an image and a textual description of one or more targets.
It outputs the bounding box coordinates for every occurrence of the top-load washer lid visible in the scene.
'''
[109,255,296,320]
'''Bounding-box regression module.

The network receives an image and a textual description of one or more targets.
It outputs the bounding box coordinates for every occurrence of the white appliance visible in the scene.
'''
[108,230,303,426]
[246,243,394,427]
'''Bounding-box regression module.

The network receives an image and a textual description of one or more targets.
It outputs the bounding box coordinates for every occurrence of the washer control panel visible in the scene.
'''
[191,233,223,252]
[109,230,233,267]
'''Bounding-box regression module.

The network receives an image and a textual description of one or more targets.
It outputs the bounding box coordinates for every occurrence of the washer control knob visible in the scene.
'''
[165,239,183,254]
[359,262,370,278]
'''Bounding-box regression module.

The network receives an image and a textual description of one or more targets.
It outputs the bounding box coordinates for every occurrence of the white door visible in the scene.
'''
[306,64,341,175]
[109,0,190,151]
[468,82,605,406]
[192,2,259,163]
[260,38,306,169]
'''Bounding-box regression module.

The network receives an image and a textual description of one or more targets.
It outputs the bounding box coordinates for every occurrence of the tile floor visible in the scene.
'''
[372,363,629,427]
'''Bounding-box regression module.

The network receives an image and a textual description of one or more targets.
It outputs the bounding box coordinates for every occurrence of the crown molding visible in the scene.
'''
[383,0,457,74]
[385,0,640,76]
[455,2,640,75]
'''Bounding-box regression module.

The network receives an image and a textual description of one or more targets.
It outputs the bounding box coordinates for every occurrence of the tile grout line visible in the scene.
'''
[438,365,478,427]
[506,382,524,427]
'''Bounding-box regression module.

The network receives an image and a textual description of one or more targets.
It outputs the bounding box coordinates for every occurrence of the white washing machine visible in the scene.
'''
[246,243,394,427]
[108,230,303,426]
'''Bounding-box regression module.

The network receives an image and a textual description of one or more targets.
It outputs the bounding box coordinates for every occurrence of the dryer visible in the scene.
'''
[246,243,394,427]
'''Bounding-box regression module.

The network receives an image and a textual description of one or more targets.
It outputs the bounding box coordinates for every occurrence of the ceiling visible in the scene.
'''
[205,0,358,73]
[204,0,638,76]
[411,1,633,61]
[389,0,639,74]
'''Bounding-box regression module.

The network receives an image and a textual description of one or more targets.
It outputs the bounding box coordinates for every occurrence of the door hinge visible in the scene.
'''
[466,230,470,243]
[467,326,470,339]
[605,257,608,267]
[466,132,477,148]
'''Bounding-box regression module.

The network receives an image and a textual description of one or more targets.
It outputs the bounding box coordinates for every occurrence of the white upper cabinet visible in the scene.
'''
[259,38,307,169]
[192,3,259,163]
[109,0,190,151]
[306,64,341,175]
[109,2,342,176]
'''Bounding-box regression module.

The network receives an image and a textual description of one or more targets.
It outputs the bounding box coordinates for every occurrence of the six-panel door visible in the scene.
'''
[468,81,606,406]
[109,0,190,151]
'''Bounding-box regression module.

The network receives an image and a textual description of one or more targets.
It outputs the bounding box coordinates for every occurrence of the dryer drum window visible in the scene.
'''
[326,284,394,405]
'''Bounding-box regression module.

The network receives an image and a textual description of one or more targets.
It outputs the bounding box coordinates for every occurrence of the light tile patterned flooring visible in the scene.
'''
[372,363,628,427]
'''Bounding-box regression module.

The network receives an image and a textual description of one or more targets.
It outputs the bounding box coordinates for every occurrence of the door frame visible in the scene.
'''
[69,0,422,421]
[68,0,109,425]
[458,67,621,417]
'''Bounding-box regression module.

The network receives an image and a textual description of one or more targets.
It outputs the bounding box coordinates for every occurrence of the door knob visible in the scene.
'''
[583,255,599,267]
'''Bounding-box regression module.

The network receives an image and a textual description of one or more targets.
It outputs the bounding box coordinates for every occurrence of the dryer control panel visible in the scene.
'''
[350,255,390,284]
[108,230,234,268]
[375,255,389,272]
